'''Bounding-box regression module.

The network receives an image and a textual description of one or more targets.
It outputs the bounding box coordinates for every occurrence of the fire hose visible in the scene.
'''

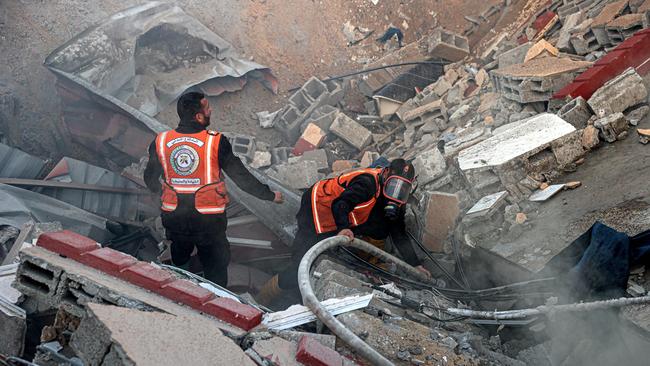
[298,236,430,366]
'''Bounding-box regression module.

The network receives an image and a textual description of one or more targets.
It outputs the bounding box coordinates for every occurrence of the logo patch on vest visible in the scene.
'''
[170,145,199,176]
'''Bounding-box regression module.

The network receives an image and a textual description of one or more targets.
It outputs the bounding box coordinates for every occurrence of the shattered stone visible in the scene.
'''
[440,336,458,350]
[594,112,628,143]
[250,151,272,169]
[581,125,600,149]
[498,42,533,68]
[617,130,629,140]
[332,160,358,173]
[626,104,650,126]
[256,110,281,129]
[314,270,370,300]
[360,151,380,167]
[0,297,26,357]
[524,39,559,62]
[449,104,472,126]
[588,68,648,117]
[557,12,585,51]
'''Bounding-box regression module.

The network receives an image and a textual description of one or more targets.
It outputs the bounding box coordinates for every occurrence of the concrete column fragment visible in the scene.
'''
[587,68,648,116]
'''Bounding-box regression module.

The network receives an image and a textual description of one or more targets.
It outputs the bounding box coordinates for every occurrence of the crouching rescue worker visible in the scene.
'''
[144,92,283,286]
[257,158,431,304]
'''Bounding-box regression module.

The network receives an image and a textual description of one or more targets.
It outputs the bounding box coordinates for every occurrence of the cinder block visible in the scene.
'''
[231,135,257,161]
[330,113,372,150]
[427,28,469,62]
[13,255,62,299]
[78,248,137,276]
[36,230,99,260]
[606,13,648,45]
[296,336,350,366]
[557,96,593,128]
[271,147,293,165]
[590,0,632,45]
[201,297,262,330]
[157,279,216,310]
[398,99,446,124]
[276,106,303,143]
[305,105,338,133]
[118,262,174,292]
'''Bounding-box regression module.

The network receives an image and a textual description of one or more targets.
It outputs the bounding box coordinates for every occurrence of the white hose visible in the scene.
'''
[298,236,430,366]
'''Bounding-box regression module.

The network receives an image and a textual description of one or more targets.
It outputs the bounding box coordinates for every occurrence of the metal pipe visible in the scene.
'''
[298,236,431,366]
[445,295,650,320]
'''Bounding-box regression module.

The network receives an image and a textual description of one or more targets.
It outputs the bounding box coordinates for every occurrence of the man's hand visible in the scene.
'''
[337,229,354,242]
[272,191,284,204]
[415,265,432,280]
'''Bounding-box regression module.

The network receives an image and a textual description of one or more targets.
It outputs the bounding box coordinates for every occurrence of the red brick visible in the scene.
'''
[293,138,317,156]
[157,279,215,309]
[78,247,137,276]
[533,10,556,32]
[201,297,263,330]
[296,336,349,366]
[118,262,174,291]
[36,230,98,260]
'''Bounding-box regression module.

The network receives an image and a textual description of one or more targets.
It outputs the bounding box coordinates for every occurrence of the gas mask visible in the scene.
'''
[382,175,414,220]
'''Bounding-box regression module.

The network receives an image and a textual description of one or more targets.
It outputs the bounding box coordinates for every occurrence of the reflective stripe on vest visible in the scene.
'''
[311,168,382,234]
[155,130,228,214]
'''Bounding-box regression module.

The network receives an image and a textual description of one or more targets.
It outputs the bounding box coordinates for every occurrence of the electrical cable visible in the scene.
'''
[405,229,467,289]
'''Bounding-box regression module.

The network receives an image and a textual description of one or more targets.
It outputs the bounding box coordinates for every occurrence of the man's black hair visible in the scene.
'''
[177,92,206,120]
[389,158,415,180]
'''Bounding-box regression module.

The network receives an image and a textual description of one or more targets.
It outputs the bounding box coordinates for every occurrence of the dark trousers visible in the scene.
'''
[161,198,231,286]
[277,224,334,290]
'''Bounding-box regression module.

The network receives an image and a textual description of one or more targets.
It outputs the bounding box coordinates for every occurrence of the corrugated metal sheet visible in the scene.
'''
[38,157,153,220]
[0,143,46,179]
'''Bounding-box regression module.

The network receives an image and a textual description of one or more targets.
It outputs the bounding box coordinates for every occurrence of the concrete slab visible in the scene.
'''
[458,114,576,171]
[72,303,253,366]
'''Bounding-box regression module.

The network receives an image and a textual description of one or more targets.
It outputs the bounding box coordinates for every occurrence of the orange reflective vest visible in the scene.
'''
[155,129,229,215]
[311,168,382,234]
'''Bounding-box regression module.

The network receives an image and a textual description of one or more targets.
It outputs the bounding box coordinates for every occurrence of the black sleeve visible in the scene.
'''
[332,175,377,231]
[219,136,275,201]
[389,214,421,266]
[143,140,162,194]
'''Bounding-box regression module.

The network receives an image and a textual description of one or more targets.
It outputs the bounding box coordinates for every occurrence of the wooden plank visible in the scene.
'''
[0,178,150,195]
[2,222,34,266]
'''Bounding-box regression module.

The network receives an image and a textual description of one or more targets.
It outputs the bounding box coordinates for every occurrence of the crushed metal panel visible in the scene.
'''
[0,143,46,179]
[44,1,277,117]
[38,157,153,220]
[0,183,112,242]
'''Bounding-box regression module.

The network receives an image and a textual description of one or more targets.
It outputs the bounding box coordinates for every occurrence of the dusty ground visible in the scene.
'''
[0,0,535,165]
[479,116,650,274]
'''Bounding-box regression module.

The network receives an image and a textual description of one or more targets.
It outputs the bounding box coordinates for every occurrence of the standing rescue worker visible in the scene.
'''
[257,158,431,304]
[144,92,283,286]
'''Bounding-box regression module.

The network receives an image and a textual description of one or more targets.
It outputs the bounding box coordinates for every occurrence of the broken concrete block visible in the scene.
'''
[268,160,323,190]
[591,0,631,45]
[491,57,592,103]
[331,160,358,173]
[314,270,370,300]
[557,96,593,129]
[251,337,301,365]
[330,112,372,150]
[293,123,326,156]
[360,151,380,167]
[398,99,446,124]
[276,77,332,143]
[0,297,26,357]
[557,12,585,51]
[427,28,470,61]
[231,135,256,162]
[594,112,628,142]
[588,68,648,117]
[550,130,586,166]
[299,149,329,171]
[421,192,460,252]
[524,39,559,62]
[250,151,272,169]
[498,42,533,69]
[449,104,472,126]
[458,114,576,171]
[626,104,650,126]
[271,147,293,165]
[305,105,338,133]
[606,13,648,45]
[412,147,447,186]
[71,303,254,366]
[478,92,499,115]
[582,125,601,149]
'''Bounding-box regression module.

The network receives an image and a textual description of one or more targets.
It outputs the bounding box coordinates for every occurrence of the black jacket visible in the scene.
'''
[297,173,421,266]
[143,118,275,208]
